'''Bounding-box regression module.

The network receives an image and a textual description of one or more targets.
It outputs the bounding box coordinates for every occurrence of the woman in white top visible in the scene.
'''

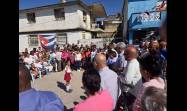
[75,51,82,71]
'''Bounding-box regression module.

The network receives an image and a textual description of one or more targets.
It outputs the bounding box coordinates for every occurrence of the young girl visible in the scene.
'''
[64,60,72,92]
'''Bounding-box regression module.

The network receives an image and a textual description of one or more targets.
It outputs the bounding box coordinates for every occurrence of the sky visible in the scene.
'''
[19,0,124,15]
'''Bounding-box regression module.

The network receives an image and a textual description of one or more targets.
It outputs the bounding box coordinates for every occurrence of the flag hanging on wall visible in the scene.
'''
[38,34,56,50]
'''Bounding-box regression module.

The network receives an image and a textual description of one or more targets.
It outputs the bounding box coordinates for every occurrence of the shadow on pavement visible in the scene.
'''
[57,81,66,91]
[81,86,84,89]
[73,101,79,105]
[80,95,87,100]
[64,109,73,111]
[64,105,73,111]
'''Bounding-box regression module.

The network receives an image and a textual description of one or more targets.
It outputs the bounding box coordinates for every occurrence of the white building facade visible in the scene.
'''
[19,1,93,52]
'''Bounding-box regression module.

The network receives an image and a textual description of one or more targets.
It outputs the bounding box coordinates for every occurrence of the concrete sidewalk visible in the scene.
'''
[31,70,86,110]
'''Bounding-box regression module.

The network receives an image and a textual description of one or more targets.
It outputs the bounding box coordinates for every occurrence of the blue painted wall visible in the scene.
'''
[129,11,166,30]
[128,0,158,19]
[126,0,166,44]
[128,0,166,30]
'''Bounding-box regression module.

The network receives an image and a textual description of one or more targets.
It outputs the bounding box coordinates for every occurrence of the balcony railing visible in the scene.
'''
[128,10,166,30]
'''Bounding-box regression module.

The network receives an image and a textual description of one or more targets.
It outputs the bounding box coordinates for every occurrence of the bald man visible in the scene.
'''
[19,63,64,111]
[93,53,119,109]
[119,46,142,109]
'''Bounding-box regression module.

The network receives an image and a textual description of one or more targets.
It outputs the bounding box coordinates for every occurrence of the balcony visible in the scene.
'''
[91,23,104,32]
[91,23,98,29]
[128,10,166,30]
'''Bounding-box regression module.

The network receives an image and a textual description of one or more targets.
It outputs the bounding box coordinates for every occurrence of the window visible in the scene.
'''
[28,35,39,47]
[54,8,65,20]
[83,11,87,23]
[56,33,67,47]
[26,13,36,24]
[82,32,86,39]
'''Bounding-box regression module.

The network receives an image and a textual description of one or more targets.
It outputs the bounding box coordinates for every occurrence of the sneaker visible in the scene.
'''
[67,89,72,93]
[66,86,69,92]
[66,85,71,92]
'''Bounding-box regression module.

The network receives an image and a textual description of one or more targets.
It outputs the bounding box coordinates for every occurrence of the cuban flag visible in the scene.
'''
[38,34,56,50]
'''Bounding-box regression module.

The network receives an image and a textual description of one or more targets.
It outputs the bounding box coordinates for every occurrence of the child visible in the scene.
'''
[64,60,72,92]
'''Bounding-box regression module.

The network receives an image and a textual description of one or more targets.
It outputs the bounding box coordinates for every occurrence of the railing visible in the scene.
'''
[128,10,166,30]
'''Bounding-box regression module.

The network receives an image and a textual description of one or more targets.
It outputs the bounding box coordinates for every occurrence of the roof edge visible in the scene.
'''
[19,0,89,13]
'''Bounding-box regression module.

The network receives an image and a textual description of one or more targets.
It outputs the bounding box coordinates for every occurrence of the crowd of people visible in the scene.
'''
[19,43,96,81]
[19,20,167,111]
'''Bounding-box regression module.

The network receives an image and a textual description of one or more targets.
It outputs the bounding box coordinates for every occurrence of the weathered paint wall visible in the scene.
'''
[19,5,91,32]
[19,31,92,52]
[124,0,167,44]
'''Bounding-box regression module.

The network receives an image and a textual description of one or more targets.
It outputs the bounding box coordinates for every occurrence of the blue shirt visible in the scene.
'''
[160,49,167,60]
[91,50,97,62]
[114,51,127,74]
[19,89,64,111]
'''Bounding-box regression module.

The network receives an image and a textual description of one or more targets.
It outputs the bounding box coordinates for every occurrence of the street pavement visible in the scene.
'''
[31,70,86,110]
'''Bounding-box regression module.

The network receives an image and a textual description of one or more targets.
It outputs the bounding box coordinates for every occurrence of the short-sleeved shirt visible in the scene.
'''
[91,50,97,62]
[85,51,91,58]
[61,51,69,61]
[56,51,62,61]
[74,90,113,111]
[24,57,33,65]
[133,78,165,111]
[114,51,127,74]
[119,59,142,96]
[19,89,64,111]
[75,53,82,61]
[99,67,119,109]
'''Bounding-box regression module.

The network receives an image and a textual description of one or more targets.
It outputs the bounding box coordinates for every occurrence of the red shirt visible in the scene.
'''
[81,52,86,60]
[85,51,91,58]
[61,51,69,61]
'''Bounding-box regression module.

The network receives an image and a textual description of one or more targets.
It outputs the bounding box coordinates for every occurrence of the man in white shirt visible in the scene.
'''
[94,53,119,109]
[119,46,142,109]
[56,48,62,72]
[121,46,142,95]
